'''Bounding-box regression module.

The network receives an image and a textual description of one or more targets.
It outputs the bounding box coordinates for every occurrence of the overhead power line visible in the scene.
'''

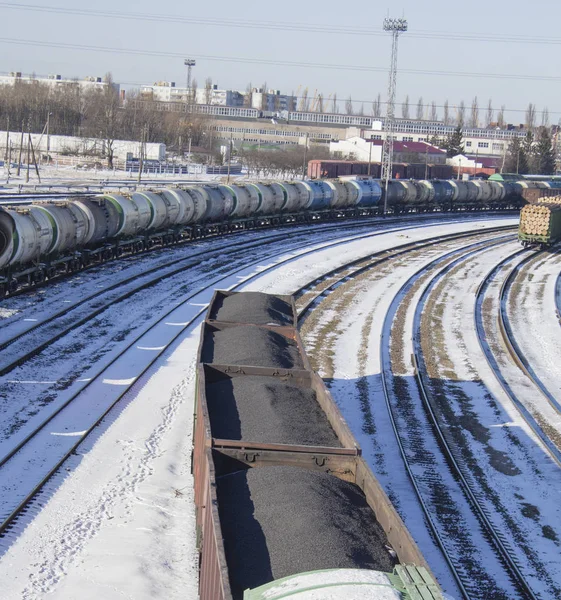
[0,38,560,83]
[0,3,560,45]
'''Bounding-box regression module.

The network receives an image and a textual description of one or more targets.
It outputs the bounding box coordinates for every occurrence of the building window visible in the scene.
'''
[466,141,472,147]
[478,142,489,148]
[402,136,414,142]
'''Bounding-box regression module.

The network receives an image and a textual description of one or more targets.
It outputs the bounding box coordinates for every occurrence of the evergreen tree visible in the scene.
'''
[523,131,535,173]
[504,136,529,174]
[534,127,556,175]
[443,126,465,157]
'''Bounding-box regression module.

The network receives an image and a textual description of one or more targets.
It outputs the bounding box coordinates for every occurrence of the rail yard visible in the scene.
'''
[0,177,559,599]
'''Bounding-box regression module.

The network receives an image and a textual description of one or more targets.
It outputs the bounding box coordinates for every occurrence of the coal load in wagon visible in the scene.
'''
[217,466,396,598]
[204,325,303,369]
[211,292,294,326]
[206,376,341,447]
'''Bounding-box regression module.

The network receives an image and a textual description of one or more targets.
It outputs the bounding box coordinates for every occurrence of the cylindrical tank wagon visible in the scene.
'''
[0,176,526,295]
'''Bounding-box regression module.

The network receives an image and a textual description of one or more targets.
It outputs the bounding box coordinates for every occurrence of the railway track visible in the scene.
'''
[474,250,561,466]
[0,228,380,539]
[0,219,511,543]
[0,217,476,376]
[410,242,541,600]
[293,231,549,599]
[1,211,516,299]
[289,229,525,599]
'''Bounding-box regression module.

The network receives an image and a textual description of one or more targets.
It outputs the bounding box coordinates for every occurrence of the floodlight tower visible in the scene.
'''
[184,58,196,103]
[381,17,408,213]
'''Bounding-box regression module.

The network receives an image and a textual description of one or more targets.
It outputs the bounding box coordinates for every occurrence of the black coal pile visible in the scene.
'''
[211,292,294,326]
[217,466,396,598]
[204,325,303,369]
[206,376,341,447]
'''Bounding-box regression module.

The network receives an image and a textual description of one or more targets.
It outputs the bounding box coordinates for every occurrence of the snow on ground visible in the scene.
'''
[421,241,561,597]
[508,251,561,408]
[0,216,516,599]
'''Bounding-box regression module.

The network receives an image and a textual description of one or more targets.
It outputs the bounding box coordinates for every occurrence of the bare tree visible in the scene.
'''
[486,99,493,127]
[430,101,438,121]
[332,93,338,113]
[358,102,364,116]
[372,93,382,117]
[83,73,121,168]
[204,78,213,105]
[345,96,353,115]
[496,105,506,128]
[457,100,466,127]
[526,103,536,131]
[443,100,451,125]
[190,78,198,105]
[469,96,479,128]
[298,88,309,112]
[402,95,410,119]
[416,97,424,120]
[260,82,268,110]
[317,93,324,113]
[244,82,253,108]
[541,106,550,128]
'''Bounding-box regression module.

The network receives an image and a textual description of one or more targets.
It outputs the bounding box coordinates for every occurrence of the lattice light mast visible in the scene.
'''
[184,58,196,103]
[381,17,408,214]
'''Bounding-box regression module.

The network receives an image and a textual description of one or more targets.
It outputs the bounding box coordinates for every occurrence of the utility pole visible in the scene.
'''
[424,144,429,179]
[184,58,196,104]
[4,116,8,163]
[16,121,24,177]
[30,135,40,182]
[381,17,408,214]
[26,132,31,183]
[302,132,309,179]
[367,136,373,176]
[227,131,233,184]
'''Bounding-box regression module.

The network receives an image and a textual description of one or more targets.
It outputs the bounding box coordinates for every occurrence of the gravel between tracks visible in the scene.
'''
[216,465,396,598]
[203,325,304,369]
[210,292,294,326]
[206,376,341,447]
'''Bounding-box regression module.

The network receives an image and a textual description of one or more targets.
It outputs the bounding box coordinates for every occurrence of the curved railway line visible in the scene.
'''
[292,230,559,599]
[0,216,488,373]
[4,214,560,600]
[474,250,561,465]
[0,219,513,544]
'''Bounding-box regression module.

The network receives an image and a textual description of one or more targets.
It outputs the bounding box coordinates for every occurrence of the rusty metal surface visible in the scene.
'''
[194,291,435,599]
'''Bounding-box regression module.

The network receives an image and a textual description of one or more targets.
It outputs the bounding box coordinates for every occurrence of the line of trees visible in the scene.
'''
[0,74,213,167]
[434,125,556,175]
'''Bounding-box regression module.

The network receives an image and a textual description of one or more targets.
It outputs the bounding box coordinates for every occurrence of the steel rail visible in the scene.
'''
[413,244,540,600]
[290,228,518,599]
[474,251,561,466]
[0,222,508,538]
[0,226,393,537]
[1,210,517,298]
[0,217,473,375]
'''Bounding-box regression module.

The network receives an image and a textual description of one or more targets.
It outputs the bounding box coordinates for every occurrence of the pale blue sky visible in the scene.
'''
[0,0,559,123]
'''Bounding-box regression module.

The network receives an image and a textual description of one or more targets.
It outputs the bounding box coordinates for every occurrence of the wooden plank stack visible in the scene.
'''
[520,203,561,236]
[536,195,561,206]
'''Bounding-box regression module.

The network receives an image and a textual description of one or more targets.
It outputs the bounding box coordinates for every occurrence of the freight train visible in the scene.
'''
[194,290,441,599]
[0,177,529,296]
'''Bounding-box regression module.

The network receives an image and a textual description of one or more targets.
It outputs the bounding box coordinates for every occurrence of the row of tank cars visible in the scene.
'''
[0,176,549,296]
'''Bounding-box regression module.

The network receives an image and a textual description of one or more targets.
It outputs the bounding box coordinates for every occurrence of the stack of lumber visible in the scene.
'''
[520,203,560,235]
[536,195,561,206]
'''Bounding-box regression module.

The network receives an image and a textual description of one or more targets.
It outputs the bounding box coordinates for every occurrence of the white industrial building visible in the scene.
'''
[348,120,527,158]
[140,82,244,107]
[0,72,120,93]
[330,137,447,164]
[0,131,165,162]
